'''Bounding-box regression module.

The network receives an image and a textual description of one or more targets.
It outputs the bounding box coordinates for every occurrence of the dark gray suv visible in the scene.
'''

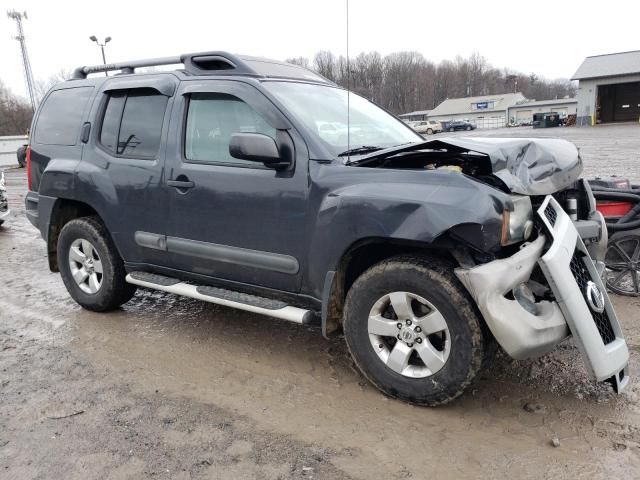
[24,51,629,405]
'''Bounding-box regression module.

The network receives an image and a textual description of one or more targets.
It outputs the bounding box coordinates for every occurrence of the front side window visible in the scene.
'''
[99,89,168,158]
[35,87,94,145]
[184,93,276,166]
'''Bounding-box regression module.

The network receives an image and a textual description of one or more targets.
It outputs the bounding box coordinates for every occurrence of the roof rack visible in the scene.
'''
[71,51,258,79]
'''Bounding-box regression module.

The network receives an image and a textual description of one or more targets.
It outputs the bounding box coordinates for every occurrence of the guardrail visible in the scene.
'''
[0,135,28,155]
[0,136,27,167]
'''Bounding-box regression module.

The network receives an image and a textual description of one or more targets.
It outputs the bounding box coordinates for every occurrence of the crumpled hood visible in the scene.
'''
[353,137,584,195]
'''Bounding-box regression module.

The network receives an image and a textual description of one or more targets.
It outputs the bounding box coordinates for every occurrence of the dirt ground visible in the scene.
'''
[1,125,639,479]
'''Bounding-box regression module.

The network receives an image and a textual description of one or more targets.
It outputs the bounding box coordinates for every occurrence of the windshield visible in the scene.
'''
[263,81,422,157]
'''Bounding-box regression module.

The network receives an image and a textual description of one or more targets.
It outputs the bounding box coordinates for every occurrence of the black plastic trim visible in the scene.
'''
[165,236,299,274]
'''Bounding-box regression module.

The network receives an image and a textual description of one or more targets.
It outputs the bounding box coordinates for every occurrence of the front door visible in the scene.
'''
[163,80,309,292]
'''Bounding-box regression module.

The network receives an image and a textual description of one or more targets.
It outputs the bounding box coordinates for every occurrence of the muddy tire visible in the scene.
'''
[57,216,136,312]
[343,256,485,406]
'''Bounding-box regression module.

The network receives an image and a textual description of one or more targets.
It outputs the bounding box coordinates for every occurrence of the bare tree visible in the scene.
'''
[293,50,576,114]
[313,51,337,81]
[285,57,310,68]
[0,79,33,135]
[34,69,72,103]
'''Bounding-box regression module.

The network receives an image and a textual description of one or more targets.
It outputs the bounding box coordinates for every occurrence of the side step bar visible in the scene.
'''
[126,272,315,325]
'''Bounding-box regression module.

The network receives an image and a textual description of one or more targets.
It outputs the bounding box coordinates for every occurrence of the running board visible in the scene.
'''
[126,272,315,325]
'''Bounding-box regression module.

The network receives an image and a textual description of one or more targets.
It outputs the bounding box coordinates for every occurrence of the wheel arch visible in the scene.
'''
[322,236,459,337]
[46,198,106,272]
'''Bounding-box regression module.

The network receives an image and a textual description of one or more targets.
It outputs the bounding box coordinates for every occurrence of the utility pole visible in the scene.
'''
[7,10,37,112]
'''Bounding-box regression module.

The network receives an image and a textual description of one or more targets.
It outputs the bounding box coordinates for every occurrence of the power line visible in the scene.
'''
[7,10,37,112]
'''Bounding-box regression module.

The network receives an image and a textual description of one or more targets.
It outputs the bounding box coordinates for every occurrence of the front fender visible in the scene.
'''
[304,165,509,298]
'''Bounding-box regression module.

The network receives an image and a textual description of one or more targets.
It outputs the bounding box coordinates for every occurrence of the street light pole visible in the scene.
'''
[89,35,111,76]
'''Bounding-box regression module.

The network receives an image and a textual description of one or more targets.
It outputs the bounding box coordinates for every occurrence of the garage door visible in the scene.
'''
[598,81,640,123]
[515,110,532,122]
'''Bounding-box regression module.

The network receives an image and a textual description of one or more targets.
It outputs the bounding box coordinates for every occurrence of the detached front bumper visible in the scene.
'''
[455,196,630,392]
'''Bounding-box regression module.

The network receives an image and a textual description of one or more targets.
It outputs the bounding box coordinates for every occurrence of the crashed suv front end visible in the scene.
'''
[456,193,629,392]
[352,137,630,393]
[451,140,630,393]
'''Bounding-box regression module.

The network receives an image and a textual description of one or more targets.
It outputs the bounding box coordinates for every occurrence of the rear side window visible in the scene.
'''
[99,89,168,158]
[34,87,94,145]
[184,93,275,166]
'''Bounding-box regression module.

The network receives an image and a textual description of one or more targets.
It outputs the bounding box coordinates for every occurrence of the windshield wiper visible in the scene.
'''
[337,145,383,157]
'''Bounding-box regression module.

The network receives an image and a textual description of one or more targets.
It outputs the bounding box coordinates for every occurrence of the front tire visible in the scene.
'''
[343,256,485,406]
[426,128,433,135]
[57,217,136,312]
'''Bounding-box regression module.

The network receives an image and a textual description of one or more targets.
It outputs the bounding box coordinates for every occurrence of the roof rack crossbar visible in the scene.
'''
[72,55,182,79]
[71,51,259,79]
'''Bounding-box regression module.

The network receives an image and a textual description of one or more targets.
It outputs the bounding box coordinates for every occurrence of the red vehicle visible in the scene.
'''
[591,177,640,296]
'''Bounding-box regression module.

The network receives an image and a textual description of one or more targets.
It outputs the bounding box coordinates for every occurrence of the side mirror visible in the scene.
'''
[229,133,290,169]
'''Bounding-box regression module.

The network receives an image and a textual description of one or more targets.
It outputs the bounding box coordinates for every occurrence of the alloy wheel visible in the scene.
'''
[68,238,103,294]
[367,291,451,378]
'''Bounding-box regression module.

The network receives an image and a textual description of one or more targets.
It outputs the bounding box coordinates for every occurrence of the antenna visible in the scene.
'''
[7,10,37,112]
[346,0,350,156]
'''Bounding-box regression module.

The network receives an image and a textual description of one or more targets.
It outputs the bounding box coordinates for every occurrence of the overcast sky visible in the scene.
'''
[2,0,639,100]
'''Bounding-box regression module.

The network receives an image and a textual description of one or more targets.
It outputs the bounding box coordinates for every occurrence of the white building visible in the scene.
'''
[572,50,640,126]
[507,98,577,124]
[427,92,526,129]
[398,110,431,122]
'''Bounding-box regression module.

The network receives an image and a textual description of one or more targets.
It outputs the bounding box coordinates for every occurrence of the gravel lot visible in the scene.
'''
[1,124,639,479]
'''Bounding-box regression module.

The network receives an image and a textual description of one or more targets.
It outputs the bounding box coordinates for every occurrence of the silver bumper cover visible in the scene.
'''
[456,196,630,392]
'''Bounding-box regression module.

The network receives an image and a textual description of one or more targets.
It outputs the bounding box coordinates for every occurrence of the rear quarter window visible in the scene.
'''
[99,89,168,159]
[34,87,94,145]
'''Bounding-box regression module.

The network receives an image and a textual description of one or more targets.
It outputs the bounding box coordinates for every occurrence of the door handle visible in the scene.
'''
[167,179,195,189]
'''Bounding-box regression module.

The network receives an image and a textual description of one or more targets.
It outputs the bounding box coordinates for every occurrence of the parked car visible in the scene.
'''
[533,112,562,128]
[0,171,9,226]
[24,51,629,405]
[412,120,442,135]
[446,120,476,131]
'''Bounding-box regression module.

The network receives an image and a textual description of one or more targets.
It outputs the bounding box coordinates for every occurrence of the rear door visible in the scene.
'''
[78,75,177,268]
[163,80,309,292]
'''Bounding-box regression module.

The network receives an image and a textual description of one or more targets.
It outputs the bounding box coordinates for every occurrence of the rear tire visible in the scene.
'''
[57,216,136,312]
[343,256,485,406]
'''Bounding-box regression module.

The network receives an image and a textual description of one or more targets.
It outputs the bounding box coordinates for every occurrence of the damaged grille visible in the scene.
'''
[569,252,617,345]
[544,203,557,227]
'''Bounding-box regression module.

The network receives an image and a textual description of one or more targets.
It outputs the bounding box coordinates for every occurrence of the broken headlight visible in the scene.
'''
[501,195,534,245]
